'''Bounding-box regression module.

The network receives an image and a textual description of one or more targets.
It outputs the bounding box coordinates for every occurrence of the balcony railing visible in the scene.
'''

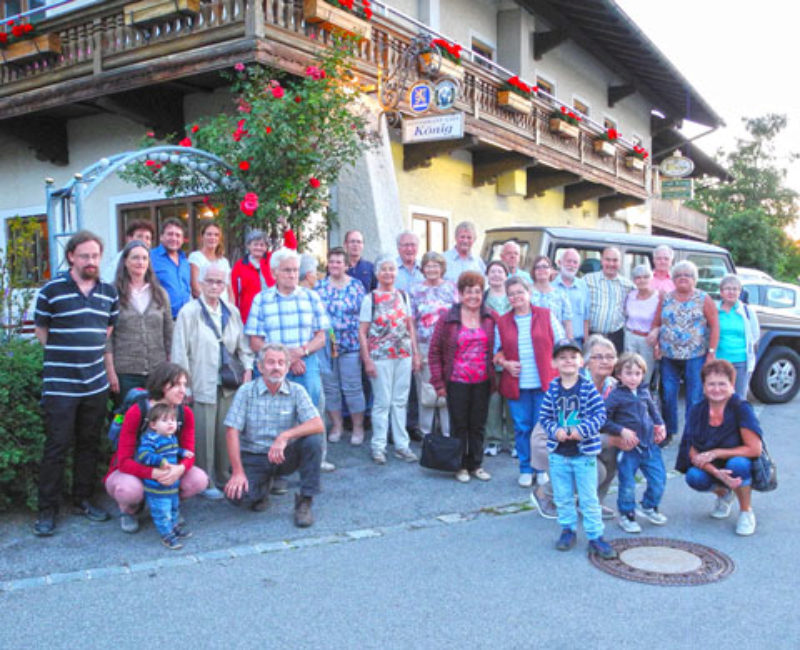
[1,0,651,196]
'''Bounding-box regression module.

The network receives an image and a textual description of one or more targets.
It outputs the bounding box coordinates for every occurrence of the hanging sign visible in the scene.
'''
[408,82,434,114]
[661,178,694,200]
[402,113,465,143]
[659,155,695,178]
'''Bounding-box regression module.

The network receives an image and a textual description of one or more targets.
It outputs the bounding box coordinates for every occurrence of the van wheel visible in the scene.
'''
[751,345,800,403]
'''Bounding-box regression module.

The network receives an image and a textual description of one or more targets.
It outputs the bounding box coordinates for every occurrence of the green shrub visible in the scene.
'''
[0,337,45,511]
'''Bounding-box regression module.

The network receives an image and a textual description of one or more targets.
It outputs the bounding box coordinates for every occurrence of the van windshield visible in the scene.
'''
[485,236,536,273]
[686,253,730,298]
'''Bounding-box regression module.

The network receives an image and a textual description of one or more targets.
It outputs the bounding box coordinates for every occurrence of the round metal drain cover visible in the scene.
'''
[589,537,735,586]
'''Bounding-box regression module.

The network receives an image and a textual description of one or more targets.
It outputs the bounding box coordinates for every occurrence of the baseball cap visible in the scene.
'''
[552,338,583,358]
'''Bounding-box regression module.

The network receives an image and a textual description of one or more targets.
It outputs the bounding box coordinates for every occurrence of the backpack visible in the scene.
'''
[107,387,184,450]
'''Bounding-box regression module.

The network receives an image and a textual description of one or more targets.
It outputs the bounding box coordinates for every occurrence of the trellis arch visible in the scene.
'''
[45,145,244,274]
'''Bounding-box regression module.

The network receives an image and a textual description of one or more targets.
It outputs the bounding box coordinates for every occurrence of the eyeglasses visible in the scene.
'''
[534,264,551,270]
[507,290,527,298]
[590,354,616,361]
[673,273,693,279]
[203,279,225,286]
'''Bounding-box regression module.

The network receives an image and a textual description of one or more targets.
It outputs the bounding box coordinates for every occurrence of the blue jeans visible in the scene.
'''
[660,355,705,436]
[731,361,749,400]
[616,446,666,515]
[508,388,545,474]
[686,456,753,491]
[288,351,321,411]
[549,453,603,540]
[145,492,179,537]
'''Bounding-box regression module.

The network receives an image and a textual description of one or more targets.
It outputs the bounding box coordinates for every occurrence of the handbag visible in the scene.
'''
[419,410,463,473]
[199,299,246,389]
[417,371,447,408]
[750,441,778,492]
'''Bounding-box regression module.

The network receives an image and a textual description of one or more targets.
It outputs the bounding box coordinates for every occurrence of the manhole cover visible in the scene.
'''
[589,537,735,586]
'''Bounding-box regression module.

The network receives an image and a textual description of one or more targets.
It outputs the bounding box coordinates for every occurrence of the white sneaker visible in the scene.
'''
[735,509,756,536]
[202,487,224,500]
[327,430,342,443]
[710,491,736,519]
[518,473,533,488]
[484,443,499,457]
[455,469,471,483]
[393,448,418,463]
[618,512,642,534]
[636,506,668,526]
[320,460,336,472]
[510,448,518,458]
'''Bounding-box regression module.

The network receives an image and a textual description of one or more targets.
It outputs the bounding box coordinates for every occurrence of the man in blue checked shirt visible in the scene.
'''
[224,344,324,527]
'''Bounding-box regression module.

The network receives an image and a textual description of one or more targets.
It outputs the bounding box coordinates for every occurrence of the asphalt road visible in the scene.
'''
[1,397,798,649]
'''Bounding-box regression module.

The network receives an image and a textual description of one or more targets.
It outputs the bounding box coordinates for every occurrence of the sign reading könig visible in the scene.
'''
[402,113,465,143]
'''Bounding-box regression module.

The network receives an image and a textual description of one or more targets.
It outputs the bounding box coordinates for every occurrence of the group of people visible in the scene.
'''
[31,221,767,555]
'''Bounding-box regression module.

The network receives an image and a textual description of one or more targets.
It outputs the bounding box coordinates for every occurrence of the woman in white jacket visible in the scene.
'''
[172,263,253,498]
[716,274,760,399]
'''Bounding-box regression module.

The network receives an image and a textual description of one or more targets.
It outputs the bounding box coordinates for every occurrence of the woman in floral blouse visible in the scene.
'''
[411,251,458,437]
[529,255,570,339]
[317,247,367,445]
[359,254,421,465]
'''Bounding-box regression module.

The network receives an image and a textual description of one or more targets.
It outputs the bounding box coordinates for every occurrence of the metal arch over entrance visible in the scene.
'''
[45,146,242,274]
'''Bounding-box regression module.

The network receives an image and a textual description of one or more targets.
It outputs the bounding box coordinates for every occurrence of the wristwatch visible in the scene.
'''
[708,348,716,353]
[302,345,309,357]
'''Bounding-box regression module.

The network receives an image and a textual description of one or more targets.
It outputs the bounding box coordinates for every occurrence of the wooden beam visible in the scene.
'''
[403,136,478,171]
[525,168,580,198]
[598,194,645,216]
[1,116,68,166]
[564,181,615,209]
[472,151,534,187]
[608,84,636,107]
[533,29,568,60]
[91,87,186,140]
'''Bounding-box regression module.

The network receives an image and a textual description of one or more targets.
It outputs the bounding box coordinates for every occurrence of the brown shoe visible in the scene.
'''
[294,494,314,528]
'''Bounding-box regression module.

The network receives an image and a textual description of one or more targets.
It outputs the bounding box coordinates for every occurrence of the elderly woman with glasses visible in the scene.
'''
[648,260,720,445]
[623,264,660,385]
[716,274,760,399]
[530,255,570,339]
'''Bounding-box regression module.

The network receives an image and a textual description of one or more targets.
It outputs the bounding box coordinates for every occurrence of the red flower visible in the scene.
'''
[11,24,23,37]
[239,160,250,171]
[240,192,259,217]
[23,23,33,33]
[234,62,245,72]
[237,99,251,113]
[191,124,200,133]
[305,66,326,80]
[271,85,285,99]
[309,177,321,188]
[6,20,13,26]
[294,95,302,103]
[607,128,618,141]
[202,195,211,205]
[146,131,155,138]
[365,7,373,19]
[0,33,7,44]
[265,126,272,134]
[560,106,567,114]
[178,137,192,147]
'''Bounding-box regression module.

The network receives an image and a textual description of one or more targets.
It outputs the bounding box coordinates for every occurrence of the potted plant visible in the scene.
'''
[303,0,373,41]
[419,38,464,81]
[626,144,649,170]
[593,128,619,157]
[0,21,61,66]
[549,106,581,139]
[497,76,536,114]
[123,0,201,27]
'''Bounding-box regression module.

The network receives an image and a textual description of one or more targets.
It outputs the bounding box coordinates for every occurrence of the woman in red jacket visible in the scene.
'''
[429,271,497,483]
[104,362,208,534]
[231,229,297,326]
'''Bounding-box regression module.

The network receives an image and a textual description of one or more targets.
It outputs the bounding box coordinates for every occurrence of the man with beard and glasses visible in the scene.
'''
[553,248,590,348]
[223,344,324,527]
[33,231,120,536]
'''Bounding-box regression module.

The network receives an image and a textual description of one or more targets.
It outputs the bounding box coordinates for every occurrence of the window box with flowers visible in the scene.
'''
[625,145,649,170]
[303,0,373,41]
[593,128,619,157]
[0,22,61,66]
[123,0,201,27]
[548,106,581,139]
[419,39,464,82]
[497,76,536,115]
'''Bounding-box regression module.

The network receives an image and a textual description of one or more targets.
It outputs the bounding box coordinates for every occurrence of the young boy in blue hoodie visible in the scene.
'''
[539,338,616,559]
[603,352,668,534]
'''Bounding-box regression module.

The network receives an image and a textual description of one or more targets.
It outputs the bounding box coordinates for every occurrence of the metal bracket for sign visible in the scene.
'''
[379,32,443,128]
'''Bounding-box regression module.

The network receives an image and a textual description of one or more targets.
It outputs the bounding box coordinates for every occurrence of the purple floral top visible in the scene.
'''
[411,280,458,346]
[450,327,489,383]
[317,276,366,353]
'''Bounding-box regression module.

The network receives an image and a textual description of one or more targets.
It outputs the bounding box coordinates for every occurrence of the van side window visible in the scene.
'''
[488,239,531,266]
[685,253,731,297]
[765,286,796,309]
[553,247,603,276]
[624,251,653,278]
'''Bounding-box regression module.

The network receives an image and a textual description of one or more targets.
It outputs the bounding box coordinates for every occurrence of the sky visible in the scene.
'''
[615,0,800,191]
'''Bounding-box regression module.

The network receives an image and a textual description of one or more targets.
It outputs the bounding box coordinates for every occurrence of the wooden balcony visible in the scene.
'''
[651,197,708,241]
[0,0,652,201]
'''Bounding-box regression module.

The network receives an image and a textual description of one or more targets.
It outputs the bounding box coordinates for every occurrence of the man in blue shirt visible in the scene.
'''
[151,218,191,319]
[394,230,424,292]
[344,229,375,293]
[553,248,590,347]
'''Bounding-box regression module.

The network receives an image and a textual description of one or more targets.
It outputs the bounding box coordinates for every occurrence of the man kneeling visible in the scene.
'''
[224,343,324,527]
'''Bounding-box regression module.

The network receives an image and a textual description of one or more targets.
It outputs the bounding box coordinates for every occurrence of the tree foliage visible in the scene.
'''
[689,114,799,279]
[119,39,378,248]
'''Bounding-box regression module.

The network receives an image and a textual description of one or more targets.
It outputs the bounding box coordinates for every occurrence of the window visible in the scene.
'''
[742,284,762,306]
[1,1,45,21]
[4,214,49,286]
[685,253,729,297]
[630,133,644,147]
[603,117,617,131]
[765,286,797,309]
[471,37,494,67]
[572,97,590,118]
[412,213,448,253]
[536,76,555,97]
[489,238,531,266]
[117,197,220,253]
